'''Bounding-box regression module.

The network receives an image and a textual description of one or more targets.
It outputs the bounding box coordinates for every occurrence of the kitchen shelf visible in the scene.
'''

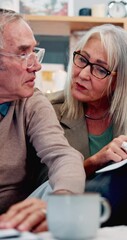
[25,15,127,36]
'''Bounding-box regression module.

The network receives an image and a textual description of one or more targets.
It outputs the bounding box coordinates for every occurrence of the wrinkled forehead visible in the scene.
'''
[2,19,36,50]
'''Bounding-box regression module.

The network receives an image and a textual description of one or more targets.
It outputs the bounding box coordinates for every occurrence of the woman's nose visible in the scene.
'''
[79,65,91,79]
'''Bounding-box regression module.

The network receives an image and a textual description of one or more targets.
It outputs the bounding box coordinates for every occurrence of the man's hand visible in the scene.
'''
[0,198,48,233]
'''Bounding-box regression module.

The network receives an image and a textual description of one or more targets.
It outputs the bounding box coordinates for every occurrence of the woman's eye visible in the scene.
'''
[96,66,107,75]
[80,57,87,64]
[99,68,106,74]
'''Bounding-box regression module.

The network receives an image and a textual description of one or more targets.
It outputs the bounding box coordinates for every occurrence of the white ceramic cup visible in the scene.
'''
[47,193,111,240]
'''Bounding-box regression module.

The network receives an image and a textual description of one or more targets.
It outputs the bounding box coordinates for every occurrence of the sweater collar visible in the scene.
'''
[0,102,11,116]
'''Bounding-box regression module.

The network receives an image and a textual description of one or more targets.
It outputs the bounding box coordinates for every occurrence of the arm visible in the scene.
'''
[25,89,85,193]
[0,89,85,233]
[84,135,127,177]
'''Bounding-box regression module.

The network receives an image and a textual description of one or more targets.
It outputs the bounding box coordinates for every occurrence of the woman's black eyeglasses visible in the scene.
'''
[73,51,116,79]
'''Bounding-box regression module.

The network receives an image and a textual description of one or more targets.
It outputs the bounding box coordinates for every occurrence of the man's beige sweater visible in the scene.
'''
[0,89,85,213]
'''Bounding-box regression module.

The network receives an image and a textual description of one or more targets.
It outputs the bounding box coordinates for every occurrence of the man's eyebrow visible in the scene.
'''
[18,43,38,51]
[18,45,30,51]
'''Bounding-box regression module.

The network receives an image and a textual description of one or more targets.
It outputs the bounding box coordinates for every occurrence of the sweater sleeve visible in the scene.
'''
[25,89,85,193]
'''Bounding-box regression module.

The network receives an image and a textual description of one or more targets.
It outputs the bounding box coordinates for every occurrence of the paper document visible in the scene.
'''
[96,159,127,173]
[0,229,41,240]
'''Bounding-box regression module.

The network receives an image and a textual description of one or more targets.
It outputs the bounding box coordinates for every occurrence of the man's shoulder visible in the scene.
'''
[26,88,49,106]
[17,88,53,115]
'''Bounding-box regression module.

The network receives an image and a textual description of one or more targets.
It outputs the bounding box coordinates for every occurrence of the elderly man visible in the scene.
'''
[0,9,85,232]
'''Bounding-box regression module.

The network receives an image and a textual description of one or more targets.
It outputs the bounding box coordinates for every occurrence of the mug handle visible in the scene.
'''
[100,197,111,224]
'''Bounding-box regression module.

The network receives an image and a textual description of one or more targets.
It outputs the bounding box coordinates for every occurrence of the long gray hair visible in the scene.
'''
[62,24,127,134]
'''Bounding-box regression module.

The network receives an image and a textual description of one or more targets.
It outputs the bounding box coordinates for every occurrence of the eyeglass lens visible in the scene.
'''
[73,52,110,79]
[26,48,45,69]
[35,48,45,63]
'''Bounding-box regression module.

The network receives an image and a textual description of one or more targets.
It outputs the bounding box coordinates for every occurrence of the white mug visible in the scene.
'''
[47,193,111,240]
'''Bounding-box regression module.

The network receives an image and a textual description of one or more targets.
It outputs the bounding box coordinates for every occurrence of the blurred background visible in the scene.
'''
[0,0,124,93]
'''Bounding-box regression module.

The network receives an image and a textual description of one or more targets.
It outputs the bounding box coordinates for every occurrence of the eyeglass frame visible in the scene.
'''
[73,51,116,79]
[0,47,45,69]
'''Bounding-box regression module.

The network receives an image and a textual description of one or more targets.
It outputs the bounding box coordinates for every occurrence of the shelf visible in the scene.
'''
[25,15,127,36]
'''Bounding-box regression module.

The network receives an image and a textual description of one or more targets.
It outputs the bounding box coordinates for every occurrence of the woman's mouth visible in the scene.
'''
[75,82,87,91]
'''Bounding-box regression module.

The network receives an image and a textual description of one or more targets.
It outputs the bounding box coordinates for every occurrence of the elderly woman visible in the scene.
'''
[49,23,127,175]
[46,23,127,226]
[1,24,127,231]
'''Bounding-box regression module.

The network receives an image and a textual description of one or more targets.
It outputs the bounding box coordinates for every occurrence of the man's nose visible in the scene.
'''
[28,61,42,72]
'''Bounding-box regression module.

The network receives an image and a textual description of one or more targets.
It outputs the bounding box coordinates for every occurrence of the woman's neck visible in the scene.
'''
[84,100,110,119]
[84,102,111,135]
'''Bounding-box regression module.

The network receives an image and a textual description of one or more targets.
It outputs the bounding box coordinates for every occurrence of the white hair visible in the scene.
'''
[61,24,127,134]
[0,9,24,48]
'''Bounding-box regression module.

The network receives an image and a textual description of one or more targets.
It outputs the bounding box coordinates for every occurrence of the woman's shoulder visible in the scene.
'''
[46,90,64,105]
[46,90,65,120]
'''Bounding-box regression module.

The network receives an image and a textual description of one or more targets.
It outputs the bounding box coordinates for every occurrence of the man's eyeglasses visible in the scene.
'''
[0,47,45,69]
[73,51,116,79]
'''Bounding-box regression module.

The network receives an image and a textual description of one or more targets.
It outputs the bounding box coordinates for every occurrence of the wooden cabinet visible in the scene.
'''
[25,15,127,36]
[25,15,127,70]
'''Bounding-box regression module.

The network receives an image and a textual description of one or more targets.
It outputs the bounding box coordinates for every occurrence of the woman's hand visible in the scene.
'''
[0,198,47,233]
[84,135,127,176]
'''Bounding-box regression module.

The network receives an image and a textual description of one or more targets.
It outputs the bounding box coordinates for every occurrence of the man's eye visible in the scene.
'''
[33,48,39,54]
[19,51,27,56]
[19,53,27,60]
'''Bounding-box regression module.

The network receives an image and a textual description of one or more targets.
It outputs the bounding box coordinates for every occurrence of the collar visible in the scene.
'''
[0,102,11,116]
[60,113,85,129]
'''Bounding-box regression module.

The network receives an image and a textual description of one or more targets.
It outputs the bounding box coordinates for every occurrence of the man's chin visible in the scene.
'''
[21,88,35,99]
